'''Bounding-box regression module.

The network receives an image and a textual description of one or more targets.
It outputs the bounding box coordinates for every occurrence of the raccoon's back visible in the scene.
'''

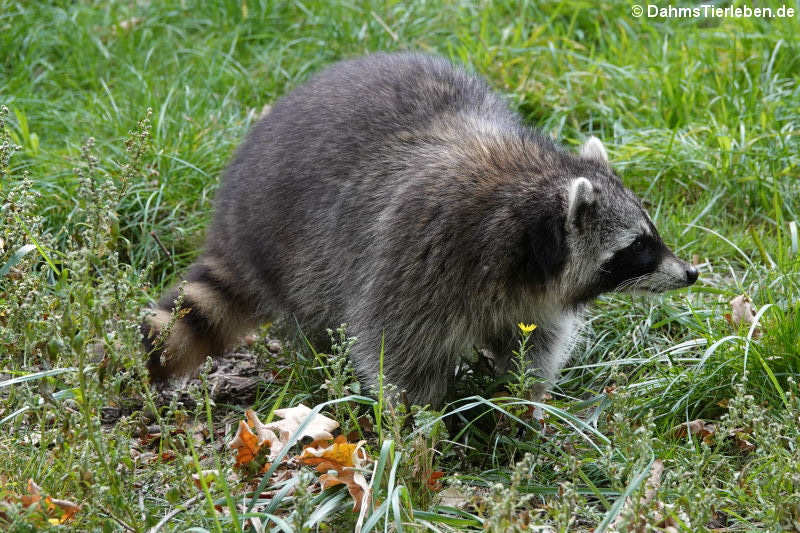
[207,53,515,321]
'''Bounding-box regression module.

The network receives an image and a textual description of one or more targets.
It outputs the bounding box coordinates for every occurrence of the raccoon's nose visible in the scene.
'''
[685,265,699,284]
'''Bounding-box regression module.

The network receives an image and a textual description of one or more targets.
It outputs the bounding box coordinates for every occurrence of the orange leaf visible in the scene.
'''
[158,450,176,463]
[298,436,371,512]
[426,471,444,491]
[298,435,361,468]
[21,479,42,507]
[45,496,81,524]
[229,420,261,466]
[11,479,81,524]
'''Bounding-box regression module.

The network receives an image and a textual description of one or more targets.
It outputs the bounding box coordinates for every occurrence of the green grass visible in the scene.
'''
[2,0,800,530]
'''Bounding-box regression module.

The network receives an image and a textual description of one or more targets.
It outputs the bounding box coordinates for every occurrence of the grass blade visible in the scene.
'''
[595,454,656,533]
[0,367,78,389]
[0,243,36,277]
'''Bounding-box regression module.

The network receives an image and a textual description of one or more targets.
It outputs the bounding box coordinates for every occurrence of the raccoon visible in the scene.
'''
[141,52,698,407]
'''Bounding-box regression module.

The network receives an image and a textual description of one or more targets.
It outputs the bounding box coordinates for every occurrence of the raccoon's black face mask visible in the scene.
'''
[599,231,698,294]
[563,137,698,301]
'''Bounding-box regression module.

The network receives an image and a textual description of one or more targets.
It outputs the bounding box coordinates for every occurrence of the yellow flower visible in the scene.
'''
[517,322,537,334]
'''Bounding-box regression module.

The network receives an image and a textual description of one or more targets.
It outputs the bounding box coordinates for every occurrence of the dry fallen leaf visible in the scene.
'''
[426,471,444,491]
[610,459,669,532]
[228,405,373,520]
[246,409,282,459]
[298,435,371,512]
[317,465,369,509]
[672,419,716,444]
[155,450,177,463]
[730,428,756,453]
[229,419,268,471]
[192,470,219,489]
[298,435,363,468]
[20,479,42,507]
[267,404,339,443]
[437,486,470,508]
[44,496,81,525]
[229,405,340,475]
[1,479,81,525]
[726,294,760,336]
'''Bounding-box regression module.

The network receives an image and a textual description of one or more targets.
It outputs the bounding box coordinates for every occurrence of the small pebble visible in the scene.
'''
[100,406,121,424]
[267,340,282,353]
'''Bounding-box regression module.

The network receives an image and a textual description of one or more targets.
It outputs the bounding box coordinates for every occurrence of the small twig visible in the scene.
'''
[147,494,202,533]
[149,230,171,257]
[98,506,136,532]
[370,11,398,41]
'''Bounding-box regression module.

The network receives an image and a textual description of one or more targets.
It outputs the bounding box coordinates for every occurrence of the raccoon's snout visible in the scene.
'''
[656,255,699,291]
[685,264,699,285]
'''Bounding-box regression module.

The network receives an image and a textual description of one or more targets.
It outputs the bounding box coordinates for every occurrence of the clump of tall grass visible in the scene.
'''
[0,106,158,526]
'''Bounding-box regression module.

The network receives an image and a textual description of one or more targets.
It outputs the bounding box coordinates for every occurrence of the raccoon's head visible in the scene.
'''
[525,136,698,304]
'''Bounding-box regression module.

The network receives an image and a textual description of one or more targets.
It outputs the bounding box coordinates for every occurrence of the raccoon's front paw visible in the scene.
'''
[141,317,171,380]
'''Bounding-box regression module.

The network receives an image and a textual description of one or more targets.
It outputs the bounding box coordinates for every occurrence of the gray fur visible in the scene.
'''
[142,52,697,407]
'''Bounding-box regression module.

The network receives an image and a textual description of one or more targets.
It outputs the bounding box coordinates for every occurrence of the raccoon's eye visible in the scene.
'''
[630,237,644,252]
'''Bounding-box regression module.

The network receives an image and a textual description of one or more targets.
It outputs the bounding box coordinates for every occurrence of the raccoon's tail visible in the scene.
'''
[141,255,257,380]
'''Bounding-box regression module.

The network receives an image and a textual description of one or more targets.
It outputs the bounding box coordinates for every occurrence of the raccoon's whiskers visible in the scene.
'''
[615,274,650,292]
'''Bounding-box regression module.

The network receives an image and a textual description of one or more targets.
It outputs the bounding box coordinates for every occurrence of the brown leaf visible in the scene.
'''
[426,471,444,491]
[192,470,219,489]
[672,419,716,444]
[357,415,374,433]
[731,431,756,453]
[610,459,664,531]
[21,479,42,507]
[7,479,81,524]
[319,468,370,512]
[298,435,363,468]
[229,405,340,474]
[45,496,81,524]
[727,294,760,336]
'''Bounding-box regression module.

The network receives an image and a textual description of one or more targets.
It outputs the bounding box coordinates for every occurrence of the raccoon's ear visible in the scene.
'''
[580,136,608,163]
[567,177,595,227]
